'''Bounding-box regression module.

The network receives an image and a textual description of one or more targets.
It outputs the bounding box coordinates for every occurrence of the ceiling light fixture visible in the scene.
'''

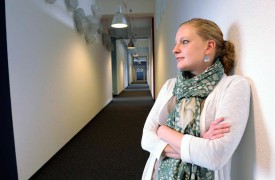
[127,8,135,49]
[133,53,138,57]
[127,38,135,49]
[111,5,128,28]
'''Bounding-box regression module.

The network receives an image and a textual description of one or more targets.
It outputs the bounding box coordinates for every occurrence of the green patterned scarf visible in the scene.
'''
[158,59,224,180]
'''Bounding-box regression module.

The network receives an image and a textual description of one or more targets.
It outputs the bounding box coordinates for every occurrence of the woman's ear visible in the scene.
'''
[205,40,216,54]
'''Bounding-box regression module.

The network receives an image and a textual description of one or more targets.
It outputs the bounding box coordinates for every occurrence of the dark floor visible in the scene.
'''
[30,83,153,180]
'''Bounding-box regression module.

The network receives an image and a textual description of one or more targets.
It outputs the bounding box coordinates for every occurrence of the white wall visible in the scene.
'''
[114,40,127,95]
[128,52,134,84]
[6,0,112,179]
[154,0,275,179]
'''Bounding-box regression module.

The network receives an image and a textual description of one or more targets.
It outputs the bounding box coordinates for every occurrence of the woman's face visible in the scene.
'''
[173,24,210,76]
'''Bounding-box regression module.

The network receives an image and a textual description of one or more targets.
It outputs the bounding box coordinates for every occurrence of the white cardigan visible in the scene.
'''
[141,74,251,180]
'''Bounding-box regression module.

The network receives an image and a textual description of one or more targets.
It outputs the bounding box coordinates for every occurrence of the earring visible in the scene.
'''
[203,55,210,62]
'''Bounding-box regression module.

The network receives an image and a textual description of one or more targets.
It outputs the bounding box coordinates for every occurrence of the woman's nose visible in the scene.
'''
[173,44,180,54]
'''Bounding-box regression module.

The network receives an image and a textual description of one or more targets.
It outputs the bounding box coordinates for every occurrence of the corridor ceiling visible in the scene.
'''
[98,0,154,58]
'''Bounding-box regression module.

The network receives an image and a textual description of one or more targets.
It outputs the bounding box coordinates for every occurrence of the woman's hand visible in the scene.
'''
[158,126,181,159]
[157,125,183,155]
[202,117,231,139]
[162,144,181,159]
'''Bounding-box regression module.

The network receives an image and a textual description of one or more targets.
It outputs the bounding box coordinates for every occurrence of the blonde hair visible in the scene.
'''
[181,18,235,75]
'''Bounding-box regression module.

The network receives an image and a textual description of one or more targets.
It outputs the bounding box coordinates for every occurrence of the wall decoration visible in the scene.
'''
[65,0,79,12]
[75,17,89,34]
[91,4,102,20]
[87,15,99,34]
[85,33,97,44]
[73,8,85,22]
[46,0,112,46]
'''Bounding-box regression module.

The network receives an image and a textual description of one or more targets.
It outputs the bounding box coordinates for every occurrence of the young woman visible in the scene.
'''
[141,18,250,180]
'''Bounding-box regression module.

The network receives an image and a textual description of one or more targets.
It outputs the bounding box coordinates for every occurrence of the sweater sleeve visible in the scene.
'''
[141,79,174,160]
[180,76,251,170]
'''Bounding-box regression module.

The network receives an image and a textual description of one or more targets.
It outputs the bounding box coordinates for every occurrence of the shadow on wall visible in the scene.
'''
[229,23,272,179]
[227,22,241,75]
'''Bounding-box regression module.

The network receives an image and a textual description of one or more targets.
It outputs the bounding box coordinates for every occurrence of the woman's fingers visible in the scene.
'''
[211,116,224,125]
[212,127,231,136]
[213,123,231,130]
[203,117,231,139]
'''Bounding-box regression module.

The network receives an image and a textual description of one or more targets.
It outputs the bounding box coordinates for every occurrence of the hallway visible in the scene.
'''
[30,83,153,180]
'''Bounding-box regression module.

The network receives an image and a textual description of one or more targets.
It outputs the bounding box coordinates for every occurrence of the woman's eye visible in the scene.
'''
[182,40,189,44]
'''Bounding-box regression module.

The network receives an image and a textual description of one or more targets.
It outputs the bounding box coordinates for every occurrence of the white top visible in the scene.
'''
[141,74,251,180]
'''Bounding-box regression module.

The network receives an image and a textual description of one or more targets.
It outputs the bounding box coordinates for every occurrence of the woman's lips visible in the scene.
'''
[176,57,184,62]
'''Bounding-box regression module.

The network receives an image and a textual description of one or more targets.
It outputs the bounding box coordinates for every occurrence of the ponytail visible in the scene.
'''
[219,40,235,75]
